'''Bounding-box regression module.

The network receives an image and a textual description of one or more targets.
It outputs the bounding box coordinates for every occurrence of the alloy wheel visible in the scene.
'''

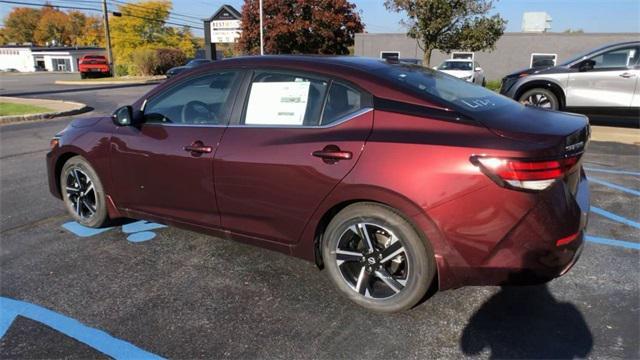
[335,222,409,299]
[65,168,97,220]
[523,93,552,108]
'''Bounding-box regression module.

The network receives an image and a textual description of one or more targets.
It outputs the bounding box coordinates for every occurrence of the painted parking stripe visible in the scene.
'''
[62,221,113,237]
[591,206,640,229]
[589,177,640,196]
[585,167,640,176]
[0,297,164,359]
[586,235,640,250]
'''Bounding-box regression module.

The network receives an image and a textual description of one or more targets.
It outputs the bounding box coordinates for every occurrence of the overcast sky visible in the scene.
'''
[1,0,639,37]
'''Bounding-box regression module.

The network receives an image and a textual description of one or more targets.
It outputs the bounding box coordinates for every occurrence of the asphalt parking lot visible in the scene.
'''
[0,73,638,359]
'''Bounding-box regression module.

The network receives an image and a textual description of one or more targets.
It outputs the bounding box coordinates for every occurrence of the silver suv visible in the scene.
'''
[500,41,639,119]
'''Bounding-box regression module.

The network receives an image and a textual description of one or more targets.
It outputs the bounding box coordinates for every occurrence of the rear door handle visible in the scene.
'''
[312,145,352,164]
[619,72,636,78]
[184,140,212,154]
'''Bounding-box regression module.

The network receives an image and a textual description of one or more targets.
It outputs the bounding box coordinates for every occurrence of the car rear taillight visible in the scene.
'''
[471,155,580,191]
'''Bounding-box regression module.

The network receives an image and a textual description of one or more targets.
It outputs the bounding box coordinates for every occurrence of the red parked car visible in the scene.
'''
[47,56,590,312]
[78,55,111,78]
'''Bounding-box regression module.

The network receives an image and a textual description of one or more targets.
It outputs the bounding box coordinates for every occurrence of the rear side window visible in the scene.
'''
[381,63,511,112]
[321,82,363,125]
[243,71,328,126]
[144,71,239,125]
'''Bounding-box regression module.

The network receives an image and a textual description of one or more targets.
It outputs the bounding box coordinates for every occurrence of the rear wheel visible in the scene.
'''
[80,72,87,79]
[518,88,559,110]
[60,156,109,228]
[322,202,435,313]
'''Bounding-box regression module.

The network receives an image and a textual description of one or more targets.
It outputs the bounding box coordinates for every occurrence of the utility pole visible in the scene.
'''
[259,0,264,55]
[102,0,115,76]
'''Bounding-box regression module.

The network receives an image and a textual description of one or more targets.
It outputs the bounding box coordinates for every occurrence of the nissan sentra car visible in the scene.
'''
[47,56,590,313]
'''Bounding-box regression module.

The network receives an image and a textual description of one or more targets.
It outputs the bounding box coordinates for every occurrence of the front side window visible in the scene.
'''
[243,71,328,126]
[144,71,239,125]
[321,82,363,125]
[589,47,639,69]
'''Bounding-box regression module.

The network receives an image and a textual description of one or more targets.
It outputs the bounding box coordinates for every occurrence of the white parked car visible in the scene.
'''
[435,59,486,86]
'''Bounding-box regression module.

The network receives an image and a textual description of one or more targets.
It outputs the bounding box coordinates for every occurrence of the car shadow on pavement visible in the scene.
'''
[460,284,593,359]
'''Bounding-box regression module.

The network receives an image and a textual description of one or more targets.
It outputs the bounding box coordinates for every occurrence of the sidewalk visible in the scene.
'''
[591,125,640,145]
[0,96,89,124]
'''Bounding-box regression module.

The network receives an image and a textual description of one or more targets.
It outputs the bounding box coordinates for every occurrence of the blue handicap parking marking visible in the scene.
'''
[127,231,157,243]
[589,177,640,196]
[0,296,164,359]
[585,235,640,251]
[122,220,167,234]
[62,222,114,237]
[61,220,167,243]
[590,206,640,229]
[585,167,640,177]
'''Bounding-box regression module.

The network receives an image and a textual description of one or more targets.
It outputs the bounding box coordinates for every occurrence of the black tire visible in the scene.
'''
[60,156,109,228]
[80,73,86,79]
[321,202,436,313]
[482,78,486,87]
[518,88,560,110]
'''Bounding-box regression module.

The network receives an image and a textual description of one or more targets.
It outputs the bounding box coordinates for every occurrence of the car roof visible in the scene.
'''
[443,59,473,62]
[138,55,447,111]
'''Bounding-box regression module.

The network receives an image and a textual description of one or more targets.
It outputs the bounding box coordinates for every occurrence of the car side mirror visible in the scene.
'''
[112,105,133,126]
[475,67,482,72]
[578,59,595,72]
[432,66,438,70]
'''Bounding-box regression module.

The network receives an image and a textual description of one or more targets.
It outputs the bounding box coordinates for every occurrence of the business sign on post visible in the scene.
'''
[209,5,242,43]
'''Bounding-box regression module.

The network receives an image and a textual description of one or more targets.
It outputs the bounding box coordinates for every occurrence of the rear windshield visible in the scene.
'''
[438,61,472,71]
[380,64,512,113]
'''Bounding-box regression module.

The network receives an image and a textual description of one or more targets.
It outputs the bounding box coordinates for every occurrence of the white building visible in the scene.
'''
[522,12,552,33]
[0,46,107,72]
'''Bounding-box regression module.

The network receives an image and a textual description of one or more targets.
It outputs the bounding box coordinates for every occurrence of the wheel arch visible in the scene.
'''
[297,185,458,290]
[514,79,566,109]
[53,151,82,198]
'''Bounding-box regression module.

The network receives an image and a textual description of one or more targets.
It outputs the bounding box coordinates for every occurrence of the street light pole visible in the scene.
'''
[102,0,115,75]
[259,0,264,55]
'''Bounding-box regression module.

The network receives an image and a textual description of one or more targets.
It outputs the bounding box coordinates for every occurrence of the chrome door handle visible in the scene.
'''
[184,140,212,154]
[312,145,352,164]
[619,72,636,78]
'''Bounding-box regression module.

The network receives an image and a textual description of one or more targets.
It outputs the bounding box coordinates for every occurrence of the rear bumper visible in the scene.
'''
[79,66,110,73]
[434,170,590,288]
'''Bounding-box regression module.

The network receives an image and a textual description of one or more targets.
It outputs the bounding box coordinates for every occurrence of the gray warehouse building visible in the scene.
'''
[354,32,639,81]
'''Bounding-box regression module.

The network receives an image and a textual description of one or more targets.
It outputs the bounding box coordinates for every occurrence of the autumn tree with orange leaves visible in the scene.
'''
[239,0,364,55]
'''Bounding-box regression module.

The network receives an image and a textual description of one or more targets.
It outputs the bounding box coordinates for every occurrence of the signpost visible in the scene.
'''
[203,5,242,61]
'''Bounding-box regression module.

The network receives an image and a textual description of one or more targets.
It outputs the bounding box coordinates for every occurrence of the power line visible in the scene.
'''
[0,0,203,29]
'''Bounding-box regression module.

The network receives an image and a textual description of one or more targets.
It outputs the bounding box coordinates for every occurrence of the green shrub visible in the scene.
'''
[485,80,501,92]
[114,63,129,77]
[131,48,158,76]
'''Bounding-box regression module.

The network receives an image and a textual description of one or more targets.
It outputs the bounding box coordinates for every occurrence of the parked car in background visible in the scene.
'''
[166,58,212,78]
[78,55,111,79]
[399,58,423,66]
[47,56,589,313]
[436,59,486,86]
[500,41,640,120]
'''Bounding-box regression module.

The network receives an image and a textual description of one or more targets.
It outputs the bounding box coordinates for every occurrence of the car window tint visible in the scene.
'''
[144,71,239,125]
[243,71,328,126]
[321,82,363,125]
[590,47,638,69]
[381,63,511,113]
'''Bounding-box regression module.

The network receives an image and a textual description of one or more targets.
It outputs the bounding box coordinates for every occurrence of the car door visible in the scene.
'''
[109,70,242,226]
[567,45,639,108]
[214,69,374,244]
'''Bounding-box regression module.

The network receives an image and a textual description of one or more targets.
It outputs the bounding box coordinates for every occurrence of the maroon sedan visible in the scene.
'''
[47,56,589,312]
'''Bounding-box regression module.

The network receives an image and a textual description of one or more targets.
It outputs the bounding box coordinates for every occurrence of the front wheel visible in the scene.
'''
[322,202,436,313]
[518,88,559,110]
[60,156,109,228]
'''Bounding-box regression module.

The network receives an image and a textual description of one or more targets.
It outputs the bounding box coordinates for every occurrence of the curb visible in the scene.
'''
[54,78,165,85]
[0,99,90,125]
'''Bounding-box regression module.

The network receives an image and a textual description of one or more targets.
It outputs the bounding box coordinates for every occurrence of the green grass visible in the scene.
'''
[485,80,501,92]
[0,102,53,116]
